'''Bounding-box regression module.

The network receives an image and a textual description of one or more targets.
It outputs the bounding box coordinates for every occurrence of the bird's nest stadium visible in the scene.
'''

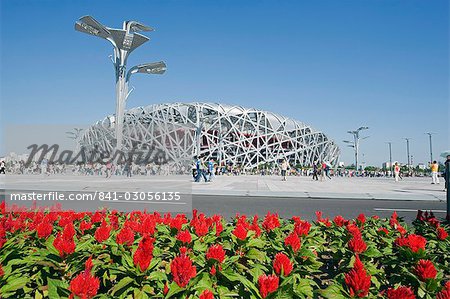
[79,102,340,170]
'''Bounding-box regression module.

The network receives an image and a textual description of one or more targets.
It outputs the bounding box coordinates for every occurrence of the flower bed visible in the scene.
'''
[0,202,449,299]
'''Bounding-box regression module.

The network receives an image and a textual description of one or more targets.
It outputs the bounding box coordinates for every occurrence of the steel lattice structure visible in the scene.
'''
[80,102,340,169]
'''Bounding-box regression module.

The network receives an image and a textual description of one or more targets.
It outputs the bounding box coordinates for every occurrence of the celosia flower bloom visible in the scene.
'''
[36,220,53,239]
[69,257,100,299]
[344,255,371,298]
[334,215,346,227]
[395,234,427,253]
[415,260,437,281]
[206,244,226,263]
[133,235,155,272]
[262,212,280,232]
[437,227,448,240]
[53,223,76,257]
[199,289,214,299]
[348,236,367,254]
[94,220,111,243]
[293,218,311,236]
[176,230,192,244]
[258,274,279,298]
[386,286,416,299]
[436,281,450,299]
[116,225,134,246]
[284,232,301,253]
[171,250,197,288]
[233,224,248,240]
[273,253,293,276]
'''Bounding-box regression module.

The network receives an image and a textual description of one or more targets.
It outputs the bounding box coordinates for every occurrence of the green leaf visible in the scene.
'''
[1,276,29,294]
[111,276,135,296]
[246,248,267,261]
[247,238,266,248]
[320,284,346,299]
[47,278,70,299]
[166,281,184,298]
[294,278,314,298]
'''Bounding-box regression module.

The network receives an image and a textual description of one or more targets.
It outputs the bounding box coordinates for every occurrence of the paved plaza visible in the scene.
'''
[1,174,446,201]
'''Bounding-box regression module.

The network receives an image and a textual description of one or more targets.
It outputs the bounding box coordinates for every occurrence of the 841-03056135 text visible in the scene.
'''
[97,191,181,201]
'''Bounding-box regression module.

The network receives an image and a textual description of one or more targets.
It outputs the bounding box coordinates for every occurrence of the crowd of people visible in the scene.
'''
[1,156,449,189]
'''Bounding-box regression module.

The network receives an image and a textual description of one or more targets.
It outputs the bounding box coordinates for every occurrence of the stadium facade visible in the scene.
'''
[79,102,340,169]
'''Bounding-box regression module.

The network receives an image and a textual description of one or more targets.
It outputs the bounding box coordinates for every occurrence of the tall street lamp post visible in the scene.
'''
[403,138,411,172]
[425,132,434,163]
[386,142,393,176]
[344,126,369,173]
[75,16,167,151]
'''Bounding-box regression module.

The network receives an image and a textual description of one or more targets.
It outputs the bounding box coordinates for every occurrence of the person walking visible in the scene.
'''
[320,161,326,181]
[207,158,215,182]
[195,157,207,182]
[0,161,5,174]
[281,159,288,181]
[394,162,400,182]
[191,157,197,180]
[312,161,319,181]
[430,160,440,184]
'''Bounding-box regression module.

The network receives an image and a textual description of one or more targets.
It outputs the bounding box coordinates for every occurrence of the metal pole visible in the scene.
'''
[354,132,359,172]
[404,138,411,171]
[387,142,393,176]
[426,133,433,163]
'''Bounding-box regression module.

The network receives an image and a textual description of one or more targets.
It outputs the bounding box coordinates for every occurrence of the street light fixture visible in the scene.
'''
[403,138,411,172]
[385,142,393,176]
[425,132,435,163]
[345,126,369,173]
[75,15,166,151]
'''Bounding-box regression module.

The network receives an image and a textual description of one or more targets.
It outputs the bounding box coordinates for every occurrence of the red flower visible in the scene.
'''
[233,224,248,240]
[250,215,261,237]
[176,230,192,244]
[214,220,223,236]
[356,214,366,225]
[210,264,217,276]
[94,220,111,243]
[346,223,362,238]
[285,232,301,253]
[348,237,367,254]
[69,257,100,299]
[273,253,293,276]
[437,227,448,240]
[334,215,347,227]
[163,283,169,295]
[53,223,76,257]
[395,234,427,253]
[262,212,280,232]
[36,220,53,239]
[199,289,214,299]
[206,244,226,263]
[79,220,92,233]
[116,226,134,246]
[0,264,3,277]
[344,255,371,298]
[415,260,437,281]
[315,211,332,227]
[437,281,450,299]
[386,286,415,299]
[170,251,197,288]
[397,225,407,235]
[293,218,311,236]
[258,274,279,298]
[133,235,155,272]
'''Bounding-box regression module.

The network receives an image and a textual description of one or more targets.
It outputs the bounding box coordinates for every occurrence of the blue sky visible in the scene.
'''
[1,0,448,166]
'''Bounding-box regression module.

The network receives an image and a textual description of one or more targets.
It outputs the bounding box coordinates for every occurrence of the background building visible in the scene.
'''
[80,102,340,170]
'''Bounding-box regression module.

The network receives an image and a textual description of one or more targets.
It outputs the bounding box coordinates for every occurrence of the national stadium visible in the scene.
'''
[79,102,340,170]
